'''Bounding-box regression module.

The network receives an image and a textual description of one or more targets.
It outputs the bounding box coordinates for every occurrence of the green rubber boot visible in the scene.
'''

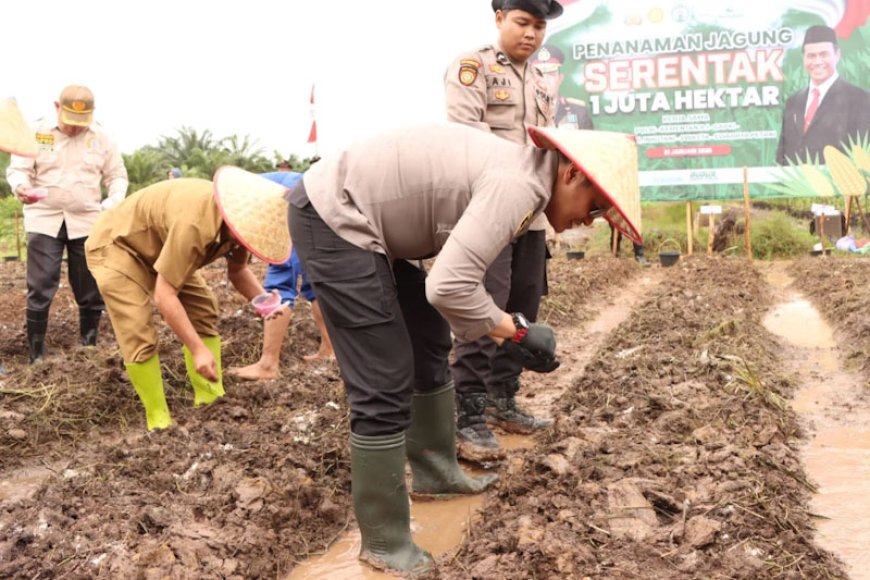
[407,382,499,498]
[351,431,433,577]
[125,356,172,431]
[183,335,225,407]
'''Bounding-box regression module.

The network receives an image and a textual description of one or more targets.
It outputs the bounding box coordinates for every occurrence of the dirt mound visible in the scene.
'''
[1,262,354,578]
[540,256,640,328]
[438,257,847,579]
[789,256,870,383]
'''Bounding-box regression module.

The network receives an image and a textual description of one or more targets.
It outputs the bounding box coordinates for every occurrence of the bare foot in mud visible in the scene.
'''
[303,349,335,363]
[226,362,279,381]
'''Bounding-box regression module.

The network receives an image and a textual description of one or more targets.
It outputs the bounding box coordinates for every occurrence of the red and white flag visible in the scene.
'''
[307,84,317,145]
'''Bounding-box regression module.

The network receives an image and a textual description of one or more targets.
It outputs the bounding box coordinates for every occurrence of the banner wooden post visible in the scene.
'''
[844,196,853,235]
[15,210,21,261]
[743,167,752,260]
[686,202,693,256]
[855,197,870,233]
[706,213,715,257]
[819,213,827,256]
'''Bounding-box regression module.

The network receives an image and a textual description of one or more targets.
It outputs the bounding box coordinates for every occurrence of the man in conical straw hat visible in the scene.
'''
[0,97,37,157]
[0,97,37,376]
[85,168,291,431]
[288,122,640,576]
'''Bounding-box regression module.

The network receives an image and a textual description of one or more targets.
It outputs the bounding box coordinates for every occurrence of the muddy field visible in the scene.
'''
[789,257,870,385]
[0,255,635,578]
[439,257,851,579]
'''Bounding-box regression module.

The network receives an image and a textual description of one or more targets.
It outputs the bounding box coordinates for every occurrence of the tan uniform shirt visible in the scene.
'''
[6,118,128,239]
[445,43,555,231]
[302,123,558,342]
[85,179,245,291]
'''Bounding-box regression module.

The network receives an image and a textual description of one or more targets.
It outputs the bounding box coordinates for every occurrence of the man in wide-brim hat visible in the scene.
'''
[0,97,37,157]
[289,121,641,576]
[0,97,37,375]
[85,167,291,431]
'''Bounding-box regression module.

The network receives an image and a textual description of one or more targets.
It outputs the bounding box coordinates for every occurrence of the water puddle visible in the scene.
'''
[498,433,535,451]
[288,272,663,578]
[763,272,870,579]
[287,490,485,580]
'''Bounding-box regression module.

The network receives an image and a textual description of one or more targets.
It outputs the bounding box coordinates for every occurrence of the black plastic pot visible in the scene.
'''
[659,251,680,267]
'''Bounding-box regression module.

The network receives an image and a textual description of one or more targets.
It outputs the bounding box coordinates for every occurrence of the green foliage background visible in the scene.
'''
[0,128,317,257]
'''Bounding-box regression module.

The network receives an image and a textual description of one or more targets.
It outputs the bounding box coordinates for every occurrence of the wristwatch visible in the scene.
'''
[510,312,530,343]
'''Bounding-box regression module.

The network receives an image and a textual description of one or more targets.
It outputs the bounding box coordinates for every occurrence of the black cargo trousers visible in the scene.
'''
[289,184,452,436]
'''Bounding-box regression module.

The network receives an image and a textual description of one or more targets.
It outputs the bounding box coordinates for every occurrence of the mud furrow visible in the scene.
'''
[441,257,847,580]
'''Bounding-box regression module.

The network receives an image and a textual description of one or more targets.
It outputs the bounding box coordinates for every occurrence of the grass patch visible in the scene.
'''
[750,211,817,259]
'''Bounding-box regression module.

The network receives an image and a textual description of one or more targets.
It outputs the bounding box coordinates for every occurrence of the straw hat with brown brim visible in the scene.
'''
[213,166,292,264]
[528,126,642,244]
[0,98,37,158]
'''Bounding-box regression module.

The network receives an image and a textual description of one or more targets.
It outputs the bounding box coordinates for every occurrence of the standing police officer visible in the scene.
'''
[444,0,562,461]
[6,85,128,363]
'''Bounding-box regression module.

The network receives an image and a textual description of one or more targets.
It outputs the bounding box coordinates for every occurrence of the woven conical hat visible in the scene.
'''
[213,166,292,264]
[528,127,642,244]
[0,98,37,158]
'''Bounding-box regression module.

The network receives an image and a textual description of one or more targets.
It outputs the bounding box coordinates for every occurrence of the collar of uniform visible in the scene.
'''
[494,43,529,71]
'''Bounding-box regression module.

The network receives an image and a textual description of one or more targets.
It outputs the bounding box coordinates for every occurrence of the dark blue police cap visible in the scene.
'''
[492,0,563,20]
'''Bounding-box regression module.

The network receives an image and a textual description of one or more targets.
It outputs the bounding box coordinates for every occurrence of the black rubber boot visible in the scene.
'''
[488,378,554,434]
[351,431,433,577]
[407,383,499,498]
[634,244,650,266]
[79,309,102,347]
[456,391,504,463]
[26,309,48,364]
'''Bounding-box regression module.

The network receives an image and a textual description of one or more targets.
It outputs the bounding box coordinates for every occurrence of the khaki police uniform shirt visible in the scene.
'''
[6,119,128,239]
[85,179,245,291]
[302,123,558,342]
[445,43,555,232]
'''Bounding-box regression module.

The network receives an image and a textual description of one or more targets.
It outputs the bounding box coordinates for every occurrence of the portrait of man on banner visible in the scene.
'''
[776,24,870,166]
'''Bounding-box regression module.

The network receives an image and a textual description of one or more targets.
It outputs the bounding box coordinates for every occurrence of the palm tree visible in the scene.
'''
[154,126,217,168]
[122,149,166,193]
[220,135,272,172]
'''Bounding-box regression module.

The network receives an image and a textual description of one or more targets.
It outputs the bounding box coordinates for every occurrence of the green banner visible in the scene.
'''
[546,0,870,201]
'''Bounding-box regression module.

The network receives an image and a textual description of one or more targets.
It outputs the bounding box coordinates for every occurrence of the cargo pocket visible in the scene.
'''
[305,251,395,328]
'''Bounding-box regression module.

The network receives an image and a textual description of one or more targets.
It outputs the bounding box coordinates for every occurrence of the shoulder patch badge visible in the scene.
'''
[459,67,478,86]
[514,211,534,237]
[458,59,481,86]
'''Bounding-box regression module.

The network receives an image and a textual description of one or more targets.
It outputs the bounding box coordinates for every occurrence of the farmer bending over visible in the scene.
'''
[227,171,334,381]
[85,169,290,430]
[289,122,642,576]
